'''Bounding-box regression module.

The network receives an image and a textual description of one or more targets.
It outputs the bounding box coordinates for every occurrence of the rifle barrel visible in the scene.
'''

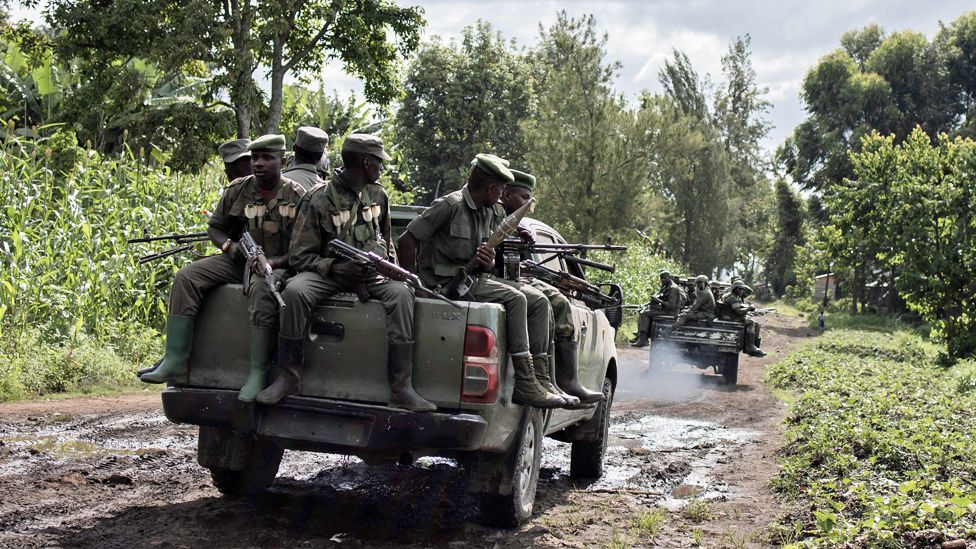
[128,231,209,244]
[563,254,616,273]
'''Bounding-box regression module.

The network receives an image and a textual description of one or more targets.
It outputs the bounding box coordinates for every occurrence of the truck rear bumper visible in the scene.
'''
[162,387,488,453]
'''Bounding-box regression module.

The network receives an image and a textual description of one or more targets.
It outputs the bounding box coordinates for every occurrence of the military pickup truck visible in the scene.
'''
[160,207,621,527]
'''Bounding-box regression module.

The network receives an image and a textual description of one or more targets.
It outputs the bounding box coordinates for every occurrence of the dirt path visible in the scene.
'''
[0,312,814,548]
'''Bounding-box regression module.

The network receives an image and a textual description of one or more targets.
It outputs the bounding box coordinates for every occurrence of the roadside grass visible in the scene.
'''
[683,499,714,522]
[766,328,976,547]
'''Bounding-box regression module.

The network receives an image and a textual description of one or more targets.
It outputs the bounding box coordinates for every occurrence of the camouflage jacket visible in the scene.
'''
[281,163,323,191]
[650,282,683,315]
[719,291,751,320]
[289,168,393,278]
[208,175,306,258]
[687,285,716,316]
[405,185,506,289]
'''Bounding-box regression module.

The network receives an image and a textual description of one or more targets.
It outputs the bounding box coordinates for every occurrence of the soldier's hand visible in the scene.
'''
[224,241,243,262]
[516,226,535,245]
[475,243,495,269]
[332,259,370,280]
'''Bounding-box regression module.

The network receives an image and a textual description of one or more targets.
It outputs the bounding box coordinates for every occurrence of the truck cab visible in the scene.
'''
[160,208,621,527]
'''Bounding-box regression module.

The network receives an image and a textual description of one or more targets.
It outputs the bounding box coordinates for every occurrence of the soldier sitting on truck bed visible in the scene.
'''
[630,269,682,348]
[500,169,602,405]
[720,280,767,357]
[397,155,567,409]
[255,134,436,412]
[281,126,328,191]
[141,135,307,402]
[670,274,717,332]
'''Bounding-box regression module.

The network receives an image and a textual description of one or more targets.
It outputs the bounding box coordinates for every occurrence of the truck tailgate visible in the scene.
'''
[187,285,466,409]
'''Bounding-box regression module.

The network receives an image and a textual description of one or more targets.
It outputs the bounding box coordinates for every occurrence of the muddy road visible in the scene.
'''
[0,313,814,548]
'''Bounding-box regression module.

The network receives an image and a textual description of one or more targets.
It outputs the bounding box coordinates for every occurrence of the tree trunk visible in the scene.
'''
[229,0,255,138]
[264,38,286,134]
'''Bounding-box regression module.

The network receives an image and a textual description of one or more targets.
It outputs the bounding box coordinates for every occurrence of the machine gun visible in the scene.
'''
[328,239,462,309]
[127,231,209,264]
[498,241,626,273]
[521,259,622,309]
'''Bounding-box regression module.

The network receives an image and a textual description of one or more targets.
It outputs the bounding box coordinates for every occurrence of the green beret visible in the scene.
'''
[658,269,671,277]
[295,126,328,154]
[508,169,536,191]
[471,153,510,168]
[472,153,514,184]
[342,133,391,161]
[248,134,287,152]
[218,139,251,163]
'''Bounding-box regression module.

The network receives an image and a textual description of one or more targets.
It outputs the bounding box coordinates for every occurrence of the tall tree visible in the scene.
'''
[765,178,804,296]
[394,21,535,202]
[44,0,424,136]
[521,12,647,244]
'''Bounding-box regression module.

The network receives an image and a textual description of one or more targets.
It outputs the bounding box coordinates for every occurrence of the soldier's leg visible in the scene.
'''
[470,276,563,409]
[516,281,578,405]
[363,277,435,412]
[257,271,346,404]
[743,317,766,357]
[238,269,287,402]
[142,254,242,384]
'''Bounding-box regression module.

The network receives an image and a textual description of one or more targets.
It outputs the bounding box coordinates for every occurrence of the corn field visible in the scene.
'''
[0,128,222,340]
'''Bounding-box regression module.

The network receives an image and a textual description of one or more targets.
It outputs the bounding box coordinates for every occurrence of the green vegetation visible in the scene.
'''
[767,329,976,546]
[683,499,714,523]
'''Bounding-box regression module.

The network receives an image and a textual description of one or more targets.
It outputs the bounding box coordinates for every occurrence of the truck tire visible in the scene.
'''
[722,353,739,385]
[479,408,544,528]
[208,436,284,496]
[570,376,614,478]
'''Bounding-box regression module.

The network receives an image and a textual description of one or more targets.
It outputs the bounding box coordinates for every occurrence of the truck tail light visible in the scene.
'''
[461,326,499,404]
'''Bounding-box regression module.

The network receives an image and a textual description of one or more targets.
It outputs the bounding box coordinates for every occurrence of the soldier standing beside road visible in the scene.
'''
[500,170,601,405]
[141,135,307,404]
[630,269,683,348]
[397,155,567,409]
[671,274,717,331]
[256,134,436,412]
[282,126,329,190]
[720,280,767,357]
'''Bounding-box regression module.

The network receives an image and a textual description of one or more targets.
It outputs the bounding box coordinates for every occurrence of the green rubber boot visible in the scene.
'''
[239,326,276,402]
[141,315,194,384]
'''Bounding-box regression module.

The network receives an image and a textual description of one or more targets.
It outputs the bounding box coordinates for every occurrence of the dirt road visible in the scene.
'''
[0,313,814,548]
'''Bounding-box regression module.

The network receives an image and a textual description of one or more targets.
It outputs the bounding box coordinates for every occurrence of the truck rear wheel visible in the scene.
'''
[570,376,614,478]
[479,408,544,528]
[205,433,284,496]
[722,353,739,385]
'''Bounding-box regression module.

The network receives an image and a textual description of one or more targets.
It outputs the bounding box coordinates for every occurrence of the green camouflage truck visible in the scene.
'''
[160,207,621,527]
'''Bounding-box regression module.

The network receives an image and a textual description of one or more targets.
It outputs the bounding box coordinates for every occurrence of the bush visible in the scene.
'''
[767,330,976,546]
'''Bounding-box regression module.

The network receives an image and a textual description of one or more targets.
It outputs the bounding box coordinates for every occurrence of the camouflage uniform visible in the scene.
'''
[282,163,323,191]
[673,279,716,329]
[636,281,684,334]
[281,168,413,342]
[405,184,550,356]
[169,174,306,327]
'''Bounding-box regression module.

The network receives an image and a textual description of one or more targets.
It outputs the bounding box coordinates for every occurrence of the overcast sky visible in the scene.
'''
[11,0,975,152]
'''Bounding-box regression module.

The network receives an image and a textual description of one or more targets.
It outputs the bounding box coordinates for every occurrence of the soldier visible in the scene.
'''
[500,169,602,405]
[136,138,255,378]
[721,280,767,357]
[630,269,682,348]
[256,134,435,412]
[282,126,329,190]
[218,138,254,181]
[141,135,307,405]
[671,274,716,331]
[397,155,566,409]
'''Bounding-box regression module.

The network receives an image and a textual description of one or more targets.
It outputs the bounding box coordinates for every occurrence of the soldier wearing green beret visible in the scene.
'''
[282,126,329,190]
[398,155,566,409]
[630,269,684,348]
[142,135,308,403]
[500,169,602,406]
[671,274,717,331]
[720,280,766,357]
[218,138,254,181]
[256,134,435,411]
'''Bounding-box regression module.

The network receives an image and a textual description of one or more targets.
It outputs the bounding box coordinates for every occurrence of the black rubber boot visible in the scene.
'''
[629,331,649,347]
[239,325,276,402]
[141,315,194,384]
[532,354,578,407]
[511,355,565,408]
[554,339,605,404]
[744,331,767,357]
[256,337,303,405]
[388,341,436,412]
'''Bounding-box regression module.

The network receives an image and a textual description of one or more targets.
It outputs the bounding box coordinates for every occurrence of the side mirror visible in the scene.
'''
[600,283,624,330]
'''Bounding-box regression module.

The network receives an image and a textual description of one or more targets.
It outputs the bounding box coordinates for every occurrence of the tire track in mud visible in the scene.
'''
[0,312,813,548]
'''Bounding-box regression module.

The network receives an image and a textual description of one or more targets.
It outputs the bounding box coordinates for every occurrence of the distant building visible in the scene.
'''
[814,273,838,302]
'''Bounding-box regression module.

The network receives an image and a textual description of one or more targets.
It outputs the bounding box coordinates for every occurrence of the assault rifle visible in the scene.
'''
[328,239,462,309]
[521,259,622,309]
[748,306,776,316]
[240,230,287,309]
[442,198,536,299]
[127,231,209,264]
